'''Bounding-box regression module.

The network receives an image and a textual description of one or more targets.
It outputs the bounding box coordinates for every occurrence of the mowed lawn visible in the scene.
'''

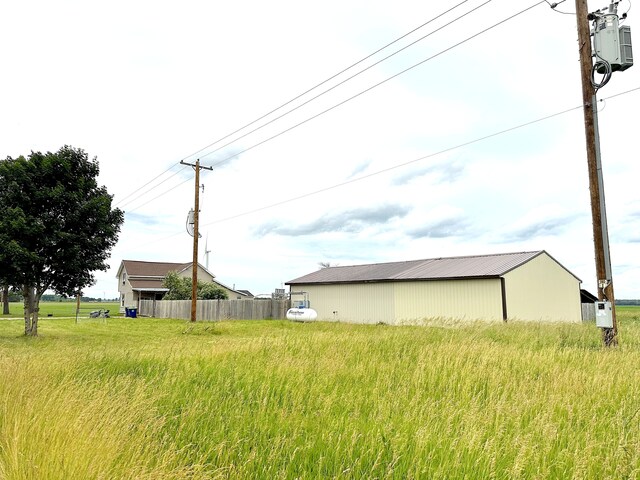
[2,301,120,318]
[1,306,640,479]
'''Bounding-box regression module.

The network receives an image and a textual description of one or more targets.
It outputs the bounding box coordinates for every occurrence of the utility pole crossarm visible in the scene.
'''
[180,159,214,171]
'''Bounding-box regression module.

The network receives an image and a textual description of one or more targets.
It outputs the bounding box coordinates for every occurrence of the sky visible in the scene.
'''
[1,0,639,300]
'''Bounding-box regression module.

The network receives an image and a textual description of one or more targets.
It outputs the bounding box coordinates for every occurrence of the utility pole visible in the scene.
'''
[181,159,213,322]
[574,0,619,346]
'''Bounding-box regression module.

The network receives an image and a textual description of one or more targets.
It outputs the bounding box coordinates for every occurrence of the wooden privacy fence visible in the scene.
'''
[139,299,290,321]
[582,303,596,322]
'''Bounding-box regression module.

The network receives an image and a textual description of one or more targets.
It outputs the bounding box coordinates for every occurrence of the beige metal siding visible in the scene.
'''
[295,283,395,324]
[503,253,581,322]
[393,279,504,323]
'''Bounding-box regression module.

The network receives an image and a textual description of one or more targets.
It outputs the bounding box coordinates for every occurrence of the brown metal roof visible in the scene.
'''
[122,260,191,278]
[287,251,556,285]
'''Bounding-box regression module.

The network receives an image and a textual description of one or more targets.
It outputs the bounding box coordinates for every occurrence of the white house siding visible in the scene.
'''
[119,271,132,309]
[393,279,504,323]
[299,283,395,324]
[121,291,134,309]
[119,279,135,310]
[502,253,581,322]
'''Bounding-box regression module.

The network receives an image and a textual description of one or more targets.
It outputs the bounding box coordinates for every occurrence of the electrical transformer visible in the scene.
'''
[619,25,634,71]
[594,13,621,69]
[593,11,633,73]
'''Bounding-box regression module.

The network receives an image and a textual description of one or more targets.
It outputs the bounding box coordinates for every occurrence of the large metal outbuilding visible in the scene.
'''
[286,251,582,324]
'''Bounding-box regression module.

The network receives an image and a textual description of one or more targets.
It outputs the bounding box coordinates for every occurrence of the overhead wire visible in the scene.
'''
[115,0,557,219]
[117,166,189,210]
[198,86,640,227]
[178,0,476,164]
[124,176,192,215]
[196,0,497,162]
[204,0,549,169]
[598,84,640,100]
[114,164,185,208]
[544,0,575,14]
[111,0,478,210]
[128,85,640,249]
[202,107,585,227]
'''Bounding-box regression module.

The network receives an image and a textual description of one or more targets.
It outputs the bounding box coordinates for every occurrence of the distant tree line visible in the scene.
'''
[2,292,114,303]
[39,294,116,302]
[1,289,116,314]
[617,299,640,306]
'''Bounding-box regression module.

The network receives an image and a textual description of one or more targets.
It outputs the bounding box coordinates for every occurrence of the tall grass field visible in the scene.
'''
[1,305,640,479]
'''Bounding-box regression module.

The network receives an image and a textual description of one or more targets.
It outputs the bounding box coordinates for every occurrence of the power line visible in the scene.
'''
[599,85,640,100]
[111,1,498,212]
[196,0,496,162]
[117,165,189,210]
[204,0,548,168]
[128,86,639,248]
[178,0,476,164]
[201,104,584,227]
[111,0,591,219]
[111,2,477,212]
[114,163,184,207]
[544,0,575,14]
[109,0,564,220]
[124,175,192,215]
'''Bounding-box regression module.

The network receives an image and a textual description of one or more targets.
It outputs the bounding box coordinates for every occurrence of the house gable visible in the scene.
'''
[116,259,250,311]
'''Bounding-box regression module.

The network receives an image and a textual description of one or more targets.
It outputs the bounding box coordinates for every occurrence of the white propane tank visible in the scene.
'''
[286,308,318,322]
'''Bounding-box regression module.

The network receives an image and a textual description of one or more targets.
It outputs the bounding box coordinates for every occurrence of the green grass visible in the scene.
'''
[1,301,120,318]
[1,306,640,478]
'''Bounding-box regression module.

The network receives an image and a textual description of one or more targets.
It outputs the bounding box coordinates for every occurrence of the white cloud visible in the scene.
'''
[2,0,639,299]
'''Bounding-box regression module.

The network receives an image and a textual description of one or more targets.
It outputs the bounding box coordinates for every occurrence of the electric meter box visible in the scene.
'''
[595,301,614,328]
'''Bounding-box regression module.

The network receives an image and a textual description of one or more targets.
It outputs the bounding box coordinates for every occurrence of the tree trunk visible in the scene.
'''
[23,285,41,336]
[2,285,9,315]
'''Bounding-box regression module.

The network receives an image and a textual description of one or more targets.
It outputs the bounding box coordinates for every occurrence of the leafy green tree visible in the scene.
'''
[198,281,228,300]
[161,271,192,300]
[0,146,124,335]
[162,271,228,300]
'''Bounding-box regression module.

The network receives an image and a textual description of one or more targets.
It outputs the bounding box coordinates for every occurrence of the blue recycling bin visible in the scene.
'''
[128,307,137,318]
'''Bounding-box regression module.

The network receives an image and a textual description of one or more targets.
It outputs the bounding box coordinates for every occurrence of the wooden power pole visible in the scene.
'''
[574,0,617,346]
[180,159,213,322]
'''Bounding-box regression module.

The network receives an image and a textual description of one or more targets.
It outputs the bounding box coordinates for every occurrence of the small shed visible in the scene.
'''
[286,251,582,324]
[580,289,599,322]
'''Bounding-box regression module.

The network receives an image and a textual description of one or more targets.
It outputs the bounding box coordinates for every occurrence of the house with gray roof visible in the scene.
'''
[286,251,582,324]
[116,260,250,313]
